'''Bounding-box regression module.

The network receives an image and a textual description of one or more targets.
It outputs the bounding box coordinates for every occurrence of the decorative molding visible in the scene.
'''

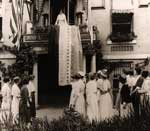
[91,6,105,10]
[139,4,149,7]
[91,0,105,10]
[111,45,134,52]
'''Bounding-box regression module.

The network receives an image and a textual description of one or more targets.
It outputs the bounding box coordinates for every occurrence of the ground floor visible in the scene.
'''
[33,53,98,107]
[29,51,150,107]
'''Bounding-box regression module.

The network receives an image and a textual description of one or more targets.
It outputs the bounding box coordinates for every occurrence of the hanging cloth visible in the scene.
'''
[55,13,72,86]
[71,25,83,76]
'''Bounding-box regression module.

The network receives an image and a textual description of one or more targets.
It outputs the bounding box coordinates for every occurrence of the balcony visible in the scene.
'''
[109,32,136,42]
[23,33,48,47]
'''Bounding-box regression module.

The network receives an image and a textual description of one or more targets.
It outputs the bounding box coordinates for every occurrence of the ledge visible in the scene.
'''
[91,6,105,10]
[107,39,136,45]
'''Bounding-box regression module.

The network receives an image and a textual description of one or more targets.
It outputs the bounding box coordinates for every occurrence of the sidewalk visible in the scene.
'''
[36,106,119,121]
[36,107,63,121]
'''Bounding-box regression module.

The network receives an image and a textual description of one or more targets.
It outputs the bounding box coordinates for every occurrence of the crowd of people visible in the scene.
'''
[0,75,36,125]
[69,70,114,122]
[69,67,150,122]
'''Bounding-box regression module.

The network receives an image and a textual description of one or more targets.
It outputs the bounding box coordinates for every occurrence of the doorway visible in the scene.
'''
[38,54,50,105]
[38,54,71,107]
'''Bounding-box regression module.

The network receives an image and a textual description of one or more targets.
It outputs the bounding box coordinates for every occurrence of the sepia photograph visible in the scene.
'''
[0,0,149,130]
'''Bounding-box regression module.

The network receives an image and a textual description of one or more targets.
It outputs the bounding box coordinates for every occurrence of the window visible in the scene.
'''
[110,13,136,42]
[139,0,150,7]
[91,0,105,9]
[43,14,49,26]
[67,0,76,25]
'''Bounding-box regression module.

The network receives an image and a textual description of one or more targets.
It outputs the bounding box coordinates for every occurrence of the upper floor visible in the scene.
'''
[88,0,150,59]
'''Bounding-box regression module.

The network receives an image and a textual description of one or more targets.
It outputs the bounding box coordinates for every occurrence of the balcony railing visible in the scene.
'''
[23,33,48,47]
[109,32,137,42]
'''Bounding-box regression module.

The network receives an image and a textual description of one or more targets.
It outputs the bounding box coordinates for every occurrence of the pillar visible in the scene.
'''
[83,55,86,73]
[33,62,38,108]
[91,54,96,72]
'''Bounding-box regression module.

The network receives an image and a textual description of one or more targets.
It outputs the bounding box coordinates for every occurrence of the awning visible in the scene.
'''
[112,0,134,13]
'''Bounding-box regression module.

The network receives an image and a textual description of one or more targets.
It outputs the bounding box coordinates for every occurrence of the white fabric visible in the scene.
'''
[69,79,85,116]
[56,13,83,86]
[76,0,83,13]
[56,13,72,86]
[127,75,135,88]
[120,103,133,118]
[0,83,11,122]
[11,83,20,123]
[141,77,150,96]
[97,78,103,102]
[112,0,134,13]
[27,81,35,98]
[71,26,83,76]
[86,80,99,122]
[99,79,114,121]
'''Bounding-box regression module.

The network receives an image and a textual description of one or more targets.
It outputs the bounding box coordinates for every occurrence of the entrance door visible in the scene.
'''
[38,54,50,105]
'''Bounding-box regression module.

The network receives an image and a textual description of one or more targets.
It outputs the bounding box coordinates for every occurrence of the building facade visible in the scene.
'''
[88,0,150,77]
[23,0,97,106]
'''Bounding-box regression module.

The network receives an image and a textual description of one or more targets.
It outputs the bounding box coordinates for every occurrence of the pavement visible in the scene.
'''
[36,106,119,121]
[36,107,64,121]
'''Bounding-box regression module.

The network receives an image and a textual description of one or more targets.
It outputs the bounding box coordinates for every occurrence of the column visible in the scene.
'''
[83,55,86,73]
[33,62,38,108]
[91,54,96,72]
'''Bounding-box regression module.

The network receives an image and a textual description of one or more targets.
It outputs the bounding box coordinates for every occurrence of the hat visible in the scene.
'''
[71,73,80,79]
[88,72,96,80]
[119,74,126,84]
[100,69,108,78]
[77,71,85,77]
[13,76,20,80]
[97,70,102,74]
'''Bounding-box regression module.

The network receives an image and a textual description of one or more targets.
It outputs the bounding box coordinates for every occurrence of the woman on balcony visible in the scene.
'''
[55,10,72,86]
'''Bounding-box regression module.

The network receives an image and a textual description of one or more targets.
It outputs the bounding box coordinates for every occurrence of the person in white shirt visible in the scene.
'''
[138,71,150,105]
[99,69,114,121]
[69,72,86,117]
[96,70,103,119]
[0,76,11,123]
[86,72,99,122]
[11,76,21,124]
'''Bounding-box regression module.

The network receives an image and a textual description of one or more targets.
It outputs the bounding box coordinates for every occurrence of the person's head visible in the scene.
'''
[100,69,108,79]
[13,76,21,84]
[77,71,85,79]
[135,67,142,75]
[97,70,102,79]
[88,72,96,80]
[142,70,149,78]
[29,75,35,81]
[122,68,129,75]
[60,10,63,14]
[119,75,126,84]
[128,69,134,76]
[71,73,80,81]
[3,76,10,83]
[22,78,29,85]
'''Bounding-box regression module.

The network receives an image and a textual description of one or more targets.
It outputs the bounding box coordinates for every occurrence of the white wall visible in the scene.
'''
[89,0,150,59]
